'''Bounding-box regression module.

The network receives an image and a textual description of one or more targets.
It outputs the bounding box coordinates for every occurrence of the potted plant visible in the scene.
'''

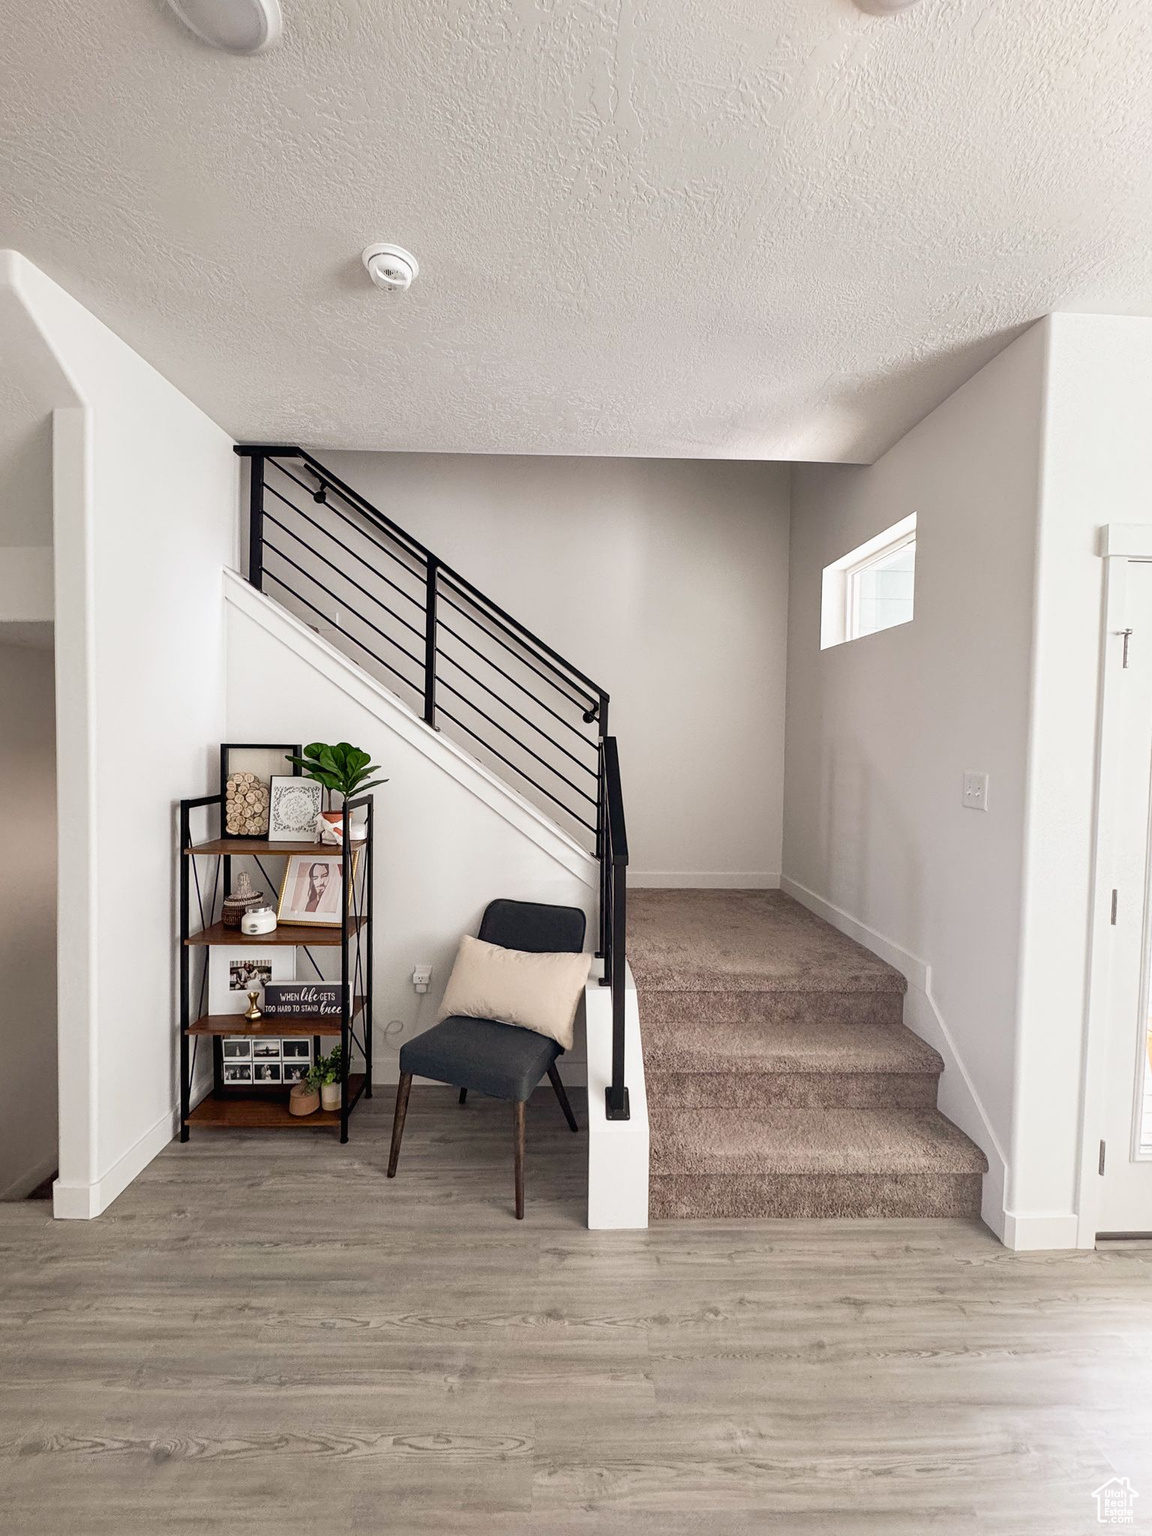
[287,742,388,841]
[311,1045,344,1112]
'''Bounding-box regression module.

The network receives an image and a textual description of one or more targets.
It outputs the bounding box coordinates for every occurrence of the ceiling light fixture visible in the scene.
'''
[362,243,419,294]
[166,0,283,53]
[855,0,923,11]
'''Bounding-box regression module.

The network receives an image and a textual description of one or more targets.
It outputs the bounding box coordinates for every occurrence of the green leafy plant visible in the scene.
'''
[286,742,388,808]
[308,1045,343,1090]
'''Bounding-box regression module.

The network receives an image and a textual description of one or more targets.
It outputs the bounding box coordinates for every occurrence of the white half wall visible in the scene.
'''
[783,322,1048,1246]
[585,963,648,1229]
[322,451,791,887]
[225,573,598,1084]
[0,251,237,1218]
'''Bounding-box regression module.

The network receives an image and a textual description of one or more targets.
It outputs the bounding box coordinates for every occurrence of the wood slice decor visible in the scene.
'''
[225,771,270,837]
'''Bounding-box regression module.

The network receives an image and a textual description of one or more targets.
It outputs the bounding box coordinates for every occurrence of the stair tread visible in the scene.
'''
[630,889,906,995]
[649,1106,988,1177]
[644,1014,942,1076]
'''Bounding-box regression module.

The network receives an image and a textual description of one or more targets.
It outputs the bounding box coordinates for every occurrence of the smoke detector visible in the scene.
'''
[362,243,419,294]
[166,0,282,52]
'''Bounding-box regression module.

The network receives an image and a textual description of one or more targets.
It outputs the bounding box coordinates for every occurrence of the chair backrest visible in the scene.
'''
[478,899,586,955]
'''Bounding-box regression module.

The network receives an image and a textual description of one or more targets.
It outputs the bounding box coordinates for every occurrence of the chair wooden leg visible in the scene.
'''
[513,1100,525,1219]
[547,1063,579,1133]
[387,1072,412,1178]
[458,1087,467,1105]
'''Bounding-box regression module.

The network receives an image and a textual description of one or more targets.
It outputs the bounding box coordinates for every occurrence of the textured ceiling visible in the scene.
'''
[2,0,1152,462]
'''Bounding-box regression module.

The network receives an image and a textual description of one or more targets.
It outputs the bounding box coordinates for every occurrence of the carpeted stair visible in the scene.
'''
[631,889,987,1220]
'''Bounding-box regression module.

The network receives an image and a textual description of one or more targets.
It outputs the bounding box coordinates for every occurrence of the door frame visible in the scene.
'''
[1077,526,1152,1245]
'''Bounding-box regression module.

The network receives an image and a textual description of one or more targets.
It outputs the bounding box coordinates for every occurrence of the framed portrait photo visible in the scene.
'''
[268,775,323,842]
[278,850,360,928]
[208,946,297,1015]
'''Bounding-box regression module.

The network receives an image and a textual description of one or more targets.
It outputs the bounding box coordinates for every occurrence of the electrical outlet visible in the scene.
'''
[412,964,433,994]
[962,771,989,811]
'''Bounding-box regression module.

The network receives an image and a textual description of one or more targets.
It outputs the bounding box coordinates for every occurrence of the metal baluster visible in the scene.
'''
[248,452,265,592]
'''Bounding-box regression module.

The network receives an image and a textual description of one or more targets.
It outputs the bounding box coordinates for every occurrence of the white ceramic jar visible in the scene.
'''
[240,906,278,936]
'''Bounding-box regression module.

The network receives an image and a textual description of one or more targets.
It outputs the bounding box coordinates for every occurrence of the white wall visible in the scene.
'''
[0,252,238,1218]
[1020,314,1152,1243]
[322,452,791,887]
[782,323,1049,1242]
[225,574,596,1084]
[0,639,57,1199]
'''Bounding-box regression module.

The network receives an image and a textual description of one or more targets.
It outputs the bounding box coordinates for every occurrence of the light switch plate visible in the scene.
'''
[962,771,989,811]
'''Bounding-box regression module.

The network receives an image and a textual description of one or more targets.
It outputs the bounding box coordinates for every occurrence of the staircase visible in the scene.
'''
[239,447,988,1221]
[634,889,987,1219]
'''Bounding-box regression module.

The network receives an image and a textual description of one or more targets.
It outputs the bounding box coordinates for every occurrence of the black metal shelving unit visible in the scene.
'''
[178,791,374,1143]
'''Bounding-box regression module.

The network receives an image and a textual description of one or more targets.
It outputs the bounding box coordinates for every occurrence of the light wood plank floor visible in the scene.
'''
[2,1085,1151,1535]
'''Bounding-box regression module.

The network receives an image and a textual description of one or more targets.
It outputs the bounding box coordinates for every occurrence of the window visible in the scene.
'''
[821,513,916,649]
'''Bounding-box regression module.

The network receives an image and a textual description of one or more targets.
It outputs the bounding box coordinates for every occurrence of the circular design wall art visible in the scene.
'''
[268,775,324,841]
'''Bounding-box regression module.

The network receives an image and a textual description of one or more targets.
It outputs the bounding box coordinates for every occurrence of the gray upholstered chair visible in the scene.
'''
[387,899,585,1219]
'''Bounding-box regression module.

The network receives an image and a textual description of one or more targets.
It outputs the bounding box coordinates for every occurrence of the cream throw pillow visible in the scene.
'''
[438,934,592,1051]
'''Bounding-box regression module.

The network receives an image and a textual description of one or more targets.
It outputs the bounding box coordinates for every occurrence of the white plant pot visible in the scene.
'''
[320,1081,341,1112]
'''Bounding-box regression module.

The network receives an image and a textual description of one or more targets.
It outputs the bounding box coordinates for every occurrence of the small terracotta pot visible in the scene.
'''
[289,1082,320,1117]
[320,1081,341,1112]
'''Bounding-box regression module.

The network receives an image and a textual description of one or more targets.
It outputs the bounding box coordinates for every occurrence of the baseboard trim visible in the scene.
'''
[53,1104,177,1220]
[630,871,781,890]
[1000,1210,1081,1251]
[779,877,929,991]
[0,1152,58,1203]
[781,874,1015,1248]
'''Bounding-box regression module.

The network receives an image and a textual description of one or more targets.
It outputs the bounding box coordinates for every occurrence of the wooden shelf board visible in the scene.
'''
[185,839,365,857]
[187,1075,366,1129]
[187,999,365,1036]
[186,918,367,948]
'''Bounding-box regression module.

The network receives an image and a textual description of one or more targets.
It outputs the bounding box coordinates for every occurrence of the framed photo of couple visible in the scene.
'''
[277,849,361,927]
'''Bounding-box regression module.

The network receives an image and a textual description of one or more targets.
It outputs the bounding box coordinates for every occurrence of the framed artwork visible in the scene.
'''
[268,775,323,842]
[220,1034,313,1086]
[220,743,301,840]
[277,850,360,928]
[208,947,297,1015]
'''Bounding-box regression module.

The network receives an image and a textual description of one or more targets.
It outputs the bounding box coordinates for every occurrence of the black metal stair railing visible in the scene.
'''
[235,444,631,1121]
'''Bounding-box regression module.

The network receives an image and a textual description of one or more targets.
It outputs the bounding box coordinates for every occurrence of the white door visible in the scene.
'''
[1099,558,1152,1233]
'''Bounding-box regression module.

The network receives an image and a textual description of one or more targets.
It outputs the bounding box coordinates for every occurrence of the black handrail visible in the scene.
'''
[236,443,630,1121]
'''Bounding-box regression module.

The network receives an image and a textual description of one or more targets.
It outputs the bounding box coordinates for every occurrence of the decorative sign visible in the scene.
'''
[262,981,342,1018]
